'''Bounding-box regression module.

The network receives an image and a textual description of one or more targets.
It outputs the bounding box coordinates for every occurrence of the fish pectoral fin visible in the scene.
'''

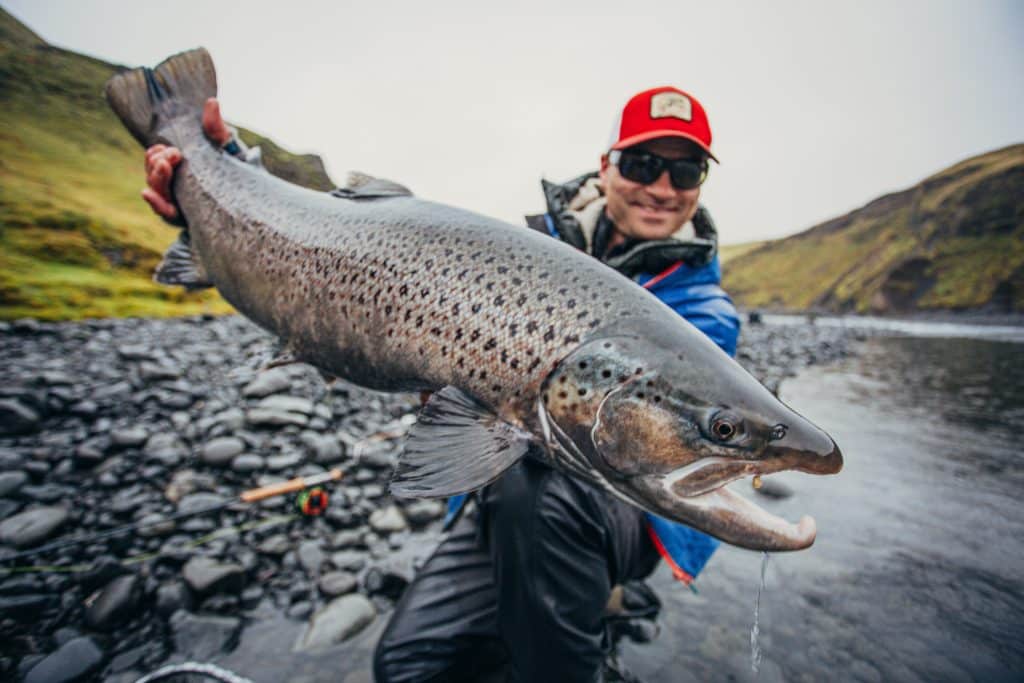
[153,231,212,290]
[330,171,414,200]
[262,348,301,370]
[390,386,532,499]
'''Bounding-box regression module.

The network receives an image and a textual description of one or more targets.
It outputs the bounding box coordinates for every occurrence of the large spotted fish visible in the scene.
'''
[106,48,841,551]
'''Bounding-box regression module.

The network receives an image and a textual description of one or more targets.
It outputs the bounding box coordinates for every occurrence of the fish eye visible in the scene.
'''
[709,411,743,442]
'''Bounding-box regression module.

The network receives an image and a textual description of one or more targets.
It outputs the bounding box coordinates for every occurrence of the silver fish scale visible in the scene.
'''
[171,130,662,421]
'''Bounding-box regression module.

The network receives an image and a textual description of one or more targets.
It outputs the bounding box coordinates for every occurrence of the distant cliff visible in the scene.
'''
[0,8,335,320]
[723,144,1024,314]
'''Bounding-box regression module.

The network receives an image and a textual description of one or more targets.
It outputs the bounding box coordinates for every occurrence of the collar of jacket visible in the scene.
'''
[537,171,719,278]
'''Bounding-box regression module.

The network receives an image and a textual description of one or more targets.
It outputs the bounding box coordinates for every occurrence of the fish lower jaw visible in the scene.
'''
[687,484,817,551]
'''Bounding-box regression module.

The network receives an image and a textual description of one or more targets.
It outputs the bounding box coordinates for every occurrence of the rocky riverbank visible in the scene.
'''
[0,314,862,682]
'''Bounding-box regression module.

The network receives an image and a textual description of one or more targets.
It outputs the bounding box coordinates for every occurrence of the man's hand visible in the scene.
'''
[141,98,232,221]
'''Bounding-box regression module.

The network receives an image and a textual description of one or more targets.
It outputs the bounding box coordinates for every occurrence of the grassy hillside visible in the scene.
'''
[723,145,1024,314]
[0,8,334,321]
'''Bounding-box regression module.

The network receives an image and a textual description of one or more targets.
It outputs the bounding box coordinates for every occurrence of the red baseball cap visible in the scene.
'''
[609,86,717,162]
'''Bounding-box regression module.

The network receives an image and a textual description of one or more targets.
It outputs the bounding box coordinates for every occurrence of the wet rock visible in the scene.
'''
[297,540,326,575]
[0,471,28,498]
[155,581,193,616]
[109,426,149,448]
[257,534,292,557]
[370,505,408,534]
[266,452,304,471]
[23,636,104,683]
[300,431,343,463]
[330,550,367,572]
[287,600,314,620]
[231,453,265,472]
[0,399,40,436]
[247,395,314,427]
[0,594,58,620]
[319,571,358,597]
[242,368,292,398]
[297,593,377,651]
[139,361,181,382]
[330,529,363,549]
[0,506,68,548]
[169,610,240,661]
[0,447,25,470]
[134,513,175,538]
[165,470,217,503]
[20,483,65,503]
[143,432,187,465]
[177,492,223,516]
[182,556,245,595]
[85,574,142,630]
[201,437,246,466]
[73,442,106,469]
[402,499,445,526]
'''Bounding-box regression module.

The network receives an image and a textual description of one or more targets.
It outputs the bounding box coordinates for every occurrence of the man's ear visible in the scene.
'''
[598,154,611,186]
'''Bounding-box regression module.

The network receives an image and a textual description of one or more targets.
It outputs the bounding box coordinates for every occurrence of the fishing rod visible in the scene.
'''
[0,469,343,569]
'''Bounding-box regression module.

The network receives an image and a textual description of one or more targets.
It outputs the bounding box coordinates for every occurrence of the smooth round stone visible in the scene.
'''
[201,437,245,466]
[297,594,376,651]
[266,453,303,471]
[369,506,407,534]
[0,471,29,498]
[318,571,357,597]
[0,506,68,548]
[231,453,265,473]
[109,427,148,448]
[242,368,292,398]
[0,399,40,436]
[24,636,103,683]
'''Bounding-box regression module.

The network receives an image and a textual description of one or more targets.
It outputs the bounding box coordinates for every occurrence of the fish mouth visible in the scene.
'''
[656,436,842,552]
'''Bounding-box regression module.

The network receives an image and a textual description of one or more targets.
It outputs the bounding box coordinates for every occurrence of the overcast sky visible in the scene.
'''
[5,0,1022,244]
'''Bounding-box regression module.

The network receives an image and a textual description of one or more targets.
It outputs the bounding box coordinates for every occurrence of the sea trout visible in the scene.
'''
[105,48,842,551]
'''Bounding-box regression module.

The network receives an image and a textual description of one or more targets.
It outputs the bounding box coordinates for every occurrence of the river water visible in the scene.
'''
[621,329,1024,682]
[195,324,1024,682]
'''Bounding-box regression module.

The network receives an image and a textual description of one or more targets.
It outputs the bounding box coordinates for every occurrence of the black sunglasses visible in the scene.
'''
[608,149,709,190]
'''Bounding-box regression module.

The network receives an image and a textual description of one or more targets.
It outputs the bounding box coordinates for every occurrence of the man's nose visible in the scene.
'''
[645,170,677,200]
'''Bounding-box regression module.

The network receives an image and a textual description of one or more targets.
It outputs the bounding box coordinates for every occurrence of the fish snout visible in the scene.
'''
[768,419,843,475]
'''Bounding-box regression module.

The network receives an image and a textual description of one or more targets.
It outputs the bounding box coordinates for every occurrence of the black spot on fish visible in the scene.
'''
[510,358,519,369]
[567,299,576,308]
[492,385,502,393]
[537,293,548,301]
[493,295,505,305]
[455,328,464,341]
[564,334,580,345]
[399,284,408,296]
[526,321,538,333]
[497,266,509,274]
[508,323,518,337]
[416,315,424,327]
[452,302,461,315]
[516,295,527,306]
[543,327,555,342]
[470,330,481,342]
[480,370,488,380]
[483,338,497,351]
[471,303,482,314]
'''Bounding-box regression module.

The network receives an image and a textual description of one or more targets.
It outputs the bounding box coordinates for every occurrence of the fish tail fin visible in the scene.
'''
[104,47,217,147]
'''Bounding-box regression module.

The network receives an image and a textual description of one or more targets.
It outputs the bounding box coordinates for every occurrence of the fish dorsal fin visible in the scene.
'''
[389,386,532,499]
[330,171,414,200]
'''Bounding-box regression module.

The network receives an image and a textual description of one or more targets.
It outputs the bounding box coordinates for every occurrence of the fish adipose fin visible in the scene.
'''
[390,386,532,498]
[330,171,414,200]
[105,48,217,147]
[154,232,212,290]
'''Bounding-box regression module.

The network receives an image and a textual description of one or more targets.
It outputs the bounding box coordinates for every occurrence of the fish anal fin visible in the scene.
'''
[389,386,532,499]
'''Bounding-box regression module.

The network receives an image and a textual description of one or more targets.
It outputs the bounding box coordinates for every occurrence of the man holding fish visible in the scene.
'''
[134,79,824,682]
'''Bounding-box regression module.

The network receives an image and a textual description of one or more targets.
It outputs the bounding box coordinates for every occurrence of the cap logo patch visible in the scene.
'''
[650,92,692,121]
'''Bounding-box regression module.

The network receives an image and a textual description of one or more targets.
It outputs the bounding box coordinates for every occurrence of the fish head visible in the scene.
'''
[537,321,842,552]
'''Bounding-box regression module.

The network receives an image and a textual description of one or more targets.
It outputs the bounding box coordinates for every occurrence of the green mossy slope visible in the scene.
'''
[723,145,1024,314]
[0,8,335,321]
